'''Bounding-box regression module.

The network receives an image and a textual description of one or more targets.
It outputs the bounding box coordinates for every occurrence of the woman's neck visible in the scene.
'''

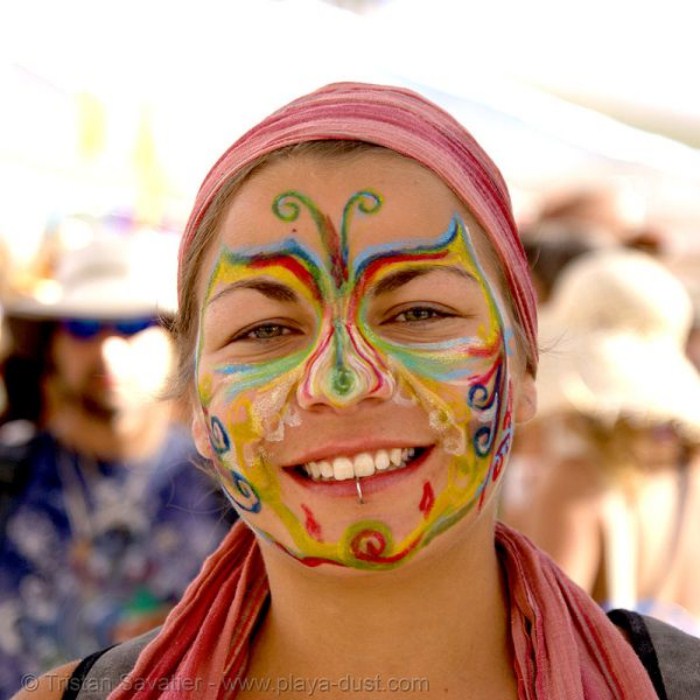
[246,513,517,697]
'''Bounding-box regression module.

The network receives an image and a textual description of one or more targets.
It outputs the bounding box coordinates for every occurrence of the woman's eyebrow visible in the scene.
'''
[370,265,477,297]
[208,279,299,306]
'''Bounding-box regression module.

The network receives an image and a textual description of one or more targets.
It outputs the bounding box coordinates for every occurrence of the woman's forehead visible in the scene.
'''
[216,150,496,268]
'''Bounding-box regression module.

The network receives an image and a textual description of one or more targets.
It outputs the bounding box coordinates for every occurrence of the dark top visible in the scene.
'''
[610,608,700,700]
[59,610,700,700]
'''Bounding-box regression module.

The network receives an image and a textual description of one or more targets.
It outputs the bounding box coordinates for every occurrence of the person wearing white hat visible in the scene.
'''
[0,231,233,697]
[504,247,700,635]
[1,233,180,452]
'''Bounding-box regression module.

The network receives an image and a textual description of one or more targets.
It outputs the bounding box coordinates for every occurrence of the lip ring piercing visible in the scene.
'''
[355,476,365,505]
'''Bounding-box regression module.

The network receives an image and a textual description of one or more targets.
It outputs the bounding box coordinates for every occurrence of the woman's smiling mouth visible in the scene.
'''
[303,447,423,481]
[289,446,432,486]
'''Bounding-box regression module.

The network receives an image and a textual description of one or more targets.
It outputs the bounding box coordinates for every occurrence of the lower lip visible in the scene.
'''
[285,447,435,498]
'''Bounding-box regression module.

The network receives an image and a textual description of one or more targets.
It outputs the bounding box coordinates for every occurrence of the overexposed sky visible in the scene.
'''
[371,0,699,115]
[3,0,698,131]
[0,0,698,260]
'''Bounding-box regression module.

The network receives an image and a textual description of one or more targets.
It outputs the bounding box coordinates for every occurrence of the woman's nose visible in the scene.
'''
[296,320,395,411]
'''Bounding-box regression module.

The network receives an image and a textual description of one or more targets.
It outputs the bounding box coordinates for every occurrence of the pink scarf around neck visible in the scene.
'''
[108,521,657,699]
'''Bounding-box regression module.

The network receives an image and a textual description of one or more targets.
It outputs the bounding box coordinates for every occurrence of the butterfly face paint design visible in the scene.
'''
[195,186,515,570]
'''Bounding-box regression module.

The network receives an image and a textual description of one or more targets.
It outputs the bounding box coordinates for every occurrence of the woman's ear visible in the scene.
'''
[191,407,213,460]
[514,372,537,425]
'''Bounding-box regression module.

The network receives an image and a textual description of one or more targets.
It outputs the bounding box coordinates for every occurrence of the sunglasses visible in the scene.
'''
[60,317,158,340]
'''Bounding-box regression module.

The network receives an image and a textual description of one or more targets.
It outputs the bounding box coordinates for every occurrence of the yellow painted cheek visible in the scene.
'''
[197,371,214,408]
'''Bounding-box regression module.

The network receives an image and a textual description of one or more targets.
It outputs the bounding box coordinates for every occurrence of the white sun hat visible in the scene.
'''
[4,231,178,321]
[536,248,700,440]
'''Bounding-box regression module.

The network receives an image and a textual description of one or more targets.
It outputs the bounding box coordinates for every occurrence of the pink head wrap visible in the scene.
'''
[178,81,538,369]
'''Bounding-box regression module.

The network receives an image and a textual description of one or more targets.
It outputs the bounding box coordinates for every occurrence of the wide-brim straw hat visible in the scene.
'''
[536,248,700,440]
[4,232,178,321]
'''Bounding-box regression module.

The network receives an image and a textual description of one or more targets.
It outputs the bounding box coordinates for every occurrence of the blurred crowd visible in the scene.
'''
[0,215,236,697]
[500,182,700,635]
[0,178,699,695]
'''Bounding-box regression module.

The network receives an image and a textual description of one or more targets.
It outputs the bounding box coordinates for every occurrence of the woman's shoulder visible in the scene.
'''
[609,608,700,699]
[70,628,159,699]
[643,613,700,697]
[10,660,81,699]
[12,628,160,700]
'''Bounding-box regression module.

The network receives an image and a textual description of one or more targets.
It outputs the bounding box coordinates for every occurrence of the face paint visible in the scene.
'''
[196,188,515,570]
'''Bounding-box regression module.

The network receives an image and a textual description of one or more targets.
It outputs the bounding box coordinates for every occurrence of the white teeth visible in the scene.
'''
[334,457,354,481]
[375,450,390,471]
[354,453,375,477]
[308,462,322,480]
[302,447,422,482]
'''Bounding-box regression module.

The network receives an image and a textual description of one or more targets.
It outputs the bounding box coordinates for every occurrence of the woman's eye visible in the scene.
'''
[236,323,296,341]
[390,307,452,323]
[373,304,470,344]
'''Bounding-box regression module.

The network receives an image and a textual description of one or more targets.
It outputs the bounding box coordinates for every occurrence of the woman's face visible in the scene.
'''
[193,150,535,570]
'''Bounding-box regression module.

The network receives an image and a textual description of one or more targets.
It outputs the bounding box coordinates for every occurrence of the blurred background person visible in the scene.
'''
[666,258,700,373]
[502,184,629,519]
[521,222,607,305]
[0,236,11,418]
[0,223,235,697]
[688,308,700,371]
[501,247,700,635]
[518,180,664,305]
[501,180,673,516]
